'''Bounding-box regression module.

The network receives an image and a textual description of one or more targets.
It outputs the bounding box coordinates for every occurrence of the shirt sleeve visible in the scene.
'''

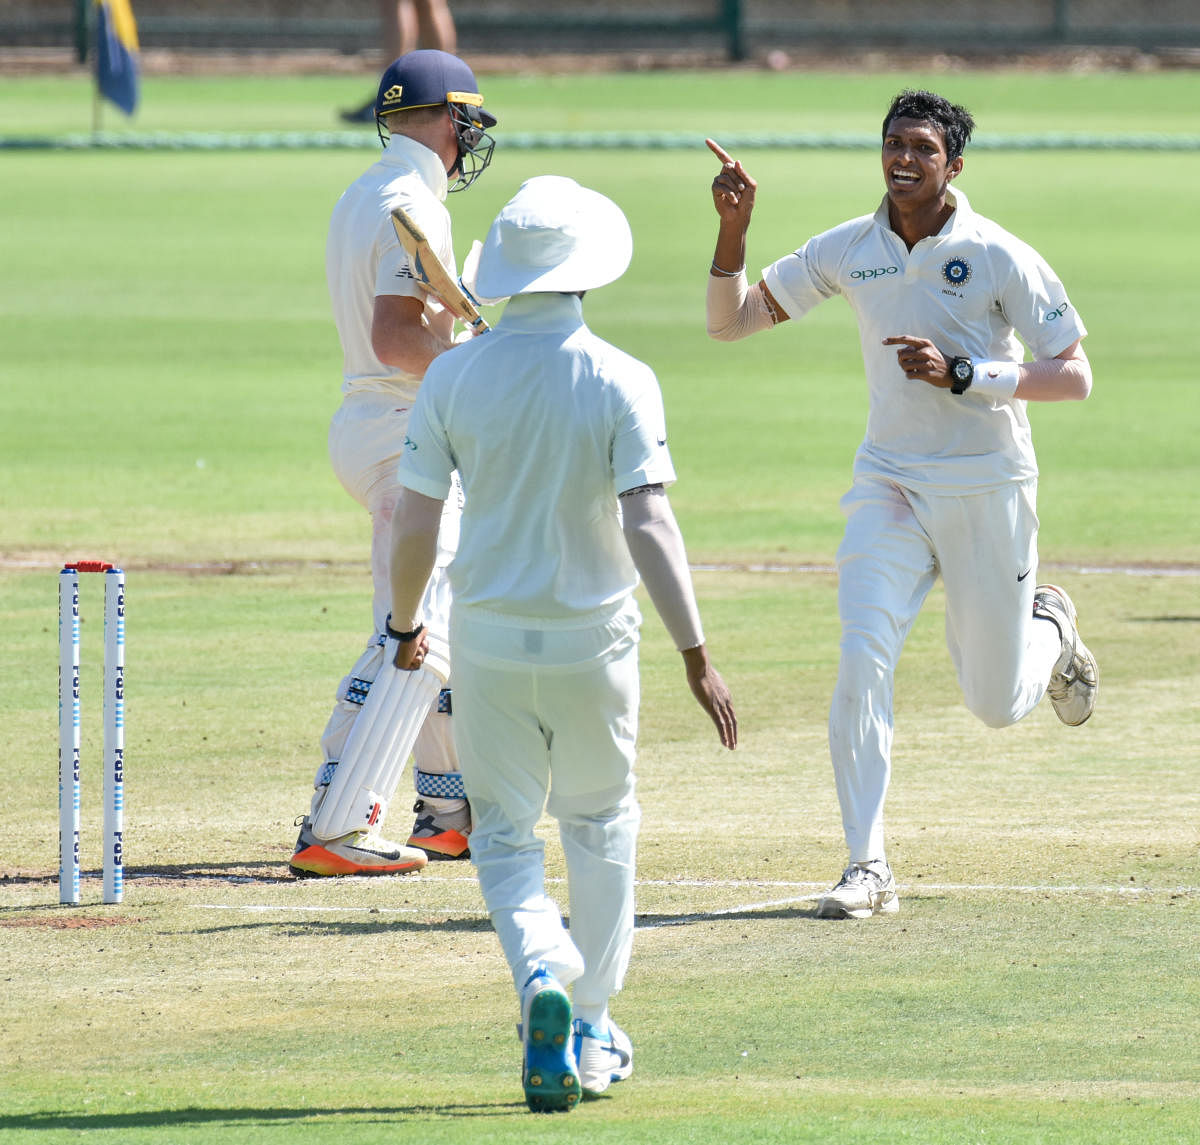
[762,231,842,321]
[374,196,455,301]
[997,241,1088,359]
[395,378,456,500]
[612,363,677,495]
[375,243,425,301]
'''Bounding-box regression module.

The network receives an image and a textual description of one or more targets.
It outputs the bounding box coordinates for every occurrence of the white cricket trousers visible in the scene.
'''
[450,603,643,1013]
[830,476,1062,864]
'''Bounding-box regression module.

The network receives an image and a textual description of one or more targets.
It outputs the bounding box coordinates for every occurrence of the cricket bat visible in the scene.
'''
[389,206,488,333]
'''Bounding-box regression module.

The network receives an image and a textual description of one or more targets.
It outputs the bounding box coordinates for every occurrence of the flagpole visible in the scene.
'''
[74,0,88,63]
[88,0,102,135]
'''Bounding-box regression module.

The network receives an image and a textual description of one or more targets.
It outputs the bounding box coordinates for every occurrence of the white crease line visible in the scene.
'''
[192,881,1196,919]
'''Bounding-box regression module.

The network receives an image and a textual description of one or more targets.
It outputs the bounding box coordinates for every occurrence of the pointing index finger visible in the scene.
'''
[706,137,735,166]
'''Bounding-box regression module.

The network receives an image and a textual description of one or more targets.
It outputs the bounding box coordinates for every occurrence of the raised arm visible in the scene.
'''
[707,138,757,275]
[705,138,787,341]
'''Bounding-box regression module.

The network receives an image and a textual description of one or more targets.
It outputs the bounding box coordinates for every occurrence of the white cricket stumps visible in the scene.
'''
[58,562,125,905]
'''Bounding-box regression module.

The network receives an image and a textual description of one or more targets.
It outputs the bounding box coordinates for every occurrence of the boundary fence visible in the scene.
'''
[4,130,1199,153]
[1,1,1198,64]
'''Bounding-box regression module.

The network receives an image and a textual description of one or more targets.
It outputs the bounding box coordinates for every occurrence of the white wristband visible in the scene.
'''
[971,360,1020,399]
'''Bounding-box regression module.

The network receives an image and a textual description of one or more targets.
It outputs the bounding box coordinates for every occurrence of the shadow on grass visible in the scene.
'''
[637,905,819,927]
[3,862,298,888]
[193,916,494,935]
[194,905,828,937]
[2,1102,528,1131]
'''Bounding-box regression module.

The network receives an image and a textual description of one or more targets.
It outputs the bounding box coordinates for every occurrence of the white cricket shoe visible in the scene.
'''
[571,1018,633,1096]
[816,860,899,919]
[519,966,580,1113]
[1033,584,1099,726]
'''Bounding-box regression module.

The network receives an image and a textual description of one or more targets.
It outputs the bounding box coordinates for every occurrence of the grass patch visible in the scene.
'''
[1,66,1198,1142]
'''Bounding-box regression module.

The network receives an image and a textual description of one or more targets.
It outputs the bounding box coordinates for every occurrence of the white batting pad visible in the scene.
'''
[310,643,446,841]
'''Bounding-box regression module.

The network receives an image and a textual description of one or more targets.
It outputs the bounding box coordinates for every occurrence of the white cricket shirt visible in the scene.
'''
[397,292,677,620]
[325,134,454,402]
[763,187,1088,492]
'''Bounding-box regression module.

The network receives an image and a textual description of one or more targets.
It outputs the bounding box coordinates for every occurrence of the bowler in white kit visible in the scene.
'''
[705,89,1099,920]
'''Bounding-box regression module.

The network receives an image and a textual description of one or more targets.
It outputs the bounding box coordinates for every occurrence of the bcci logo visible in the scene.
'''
[942,258,972,286]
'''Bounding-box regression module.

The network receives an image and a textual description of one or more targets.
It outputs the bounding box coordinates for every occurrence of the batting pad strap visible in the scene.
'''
[345,677,372,706]
[415,768,466,800]
[706,270,775,342]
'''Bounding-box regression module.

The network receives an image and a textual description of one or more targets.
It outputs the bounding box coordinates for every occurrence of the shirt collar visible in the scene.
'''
[494,292,586,332]
[382,134,449,201]
[874,185,972,238]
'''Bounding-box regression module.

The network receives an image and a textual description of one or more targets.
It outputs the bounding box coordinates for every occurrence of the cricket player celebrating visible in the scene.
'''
[705,89,1099,919]
[290,50,497,877]
[388,177,737,1110]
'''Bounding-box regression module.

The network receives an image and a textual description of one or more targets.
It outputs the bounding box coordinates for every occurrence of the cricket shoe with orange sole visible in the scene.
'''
[289,816,428,877]
[408,798,471,860]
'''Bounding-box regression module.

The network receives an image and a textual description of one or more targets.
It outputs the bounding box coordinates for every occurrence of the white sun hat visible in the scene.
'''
[472,175,633,304]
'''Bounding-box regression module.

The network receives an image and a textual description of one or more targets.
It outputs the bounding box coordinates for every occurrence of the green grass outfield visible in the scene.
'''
[1,67,1197,1142]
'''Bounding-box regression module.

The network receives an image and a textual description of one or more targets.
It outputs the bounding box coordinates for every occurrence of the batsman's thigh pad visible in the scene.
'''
[311,642,446,841]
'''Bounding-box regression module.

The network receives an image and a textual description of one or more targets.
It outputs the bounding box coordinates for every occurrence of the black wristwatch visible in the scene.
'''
[385,613,425,643]
[948,356,974,394]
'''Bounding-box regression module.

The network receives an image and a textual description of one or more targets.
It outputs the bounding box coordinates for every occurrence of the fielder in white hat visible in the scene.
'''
[470,174,633,301]
[387,175,738,1113]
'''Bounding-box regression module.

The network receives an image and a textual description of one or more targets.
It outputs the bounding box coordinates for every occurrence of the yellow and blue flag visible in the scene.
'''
[95,0,140,116]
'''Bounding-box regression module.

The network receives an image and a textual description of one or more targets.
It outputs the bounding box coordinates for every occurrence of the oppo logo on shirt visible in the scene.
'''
[1045,301,1072,322]
[850,265,899,281]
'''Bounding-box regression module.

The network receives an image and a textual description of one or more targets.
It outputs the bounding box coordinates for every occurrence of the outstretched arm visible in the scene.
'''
[621,484,737,749]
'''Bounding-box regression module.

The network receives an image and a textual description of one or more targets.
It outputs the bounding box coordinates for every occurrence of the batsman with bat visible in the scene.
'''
[290,50,497,877]
[705,90,1099,919]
